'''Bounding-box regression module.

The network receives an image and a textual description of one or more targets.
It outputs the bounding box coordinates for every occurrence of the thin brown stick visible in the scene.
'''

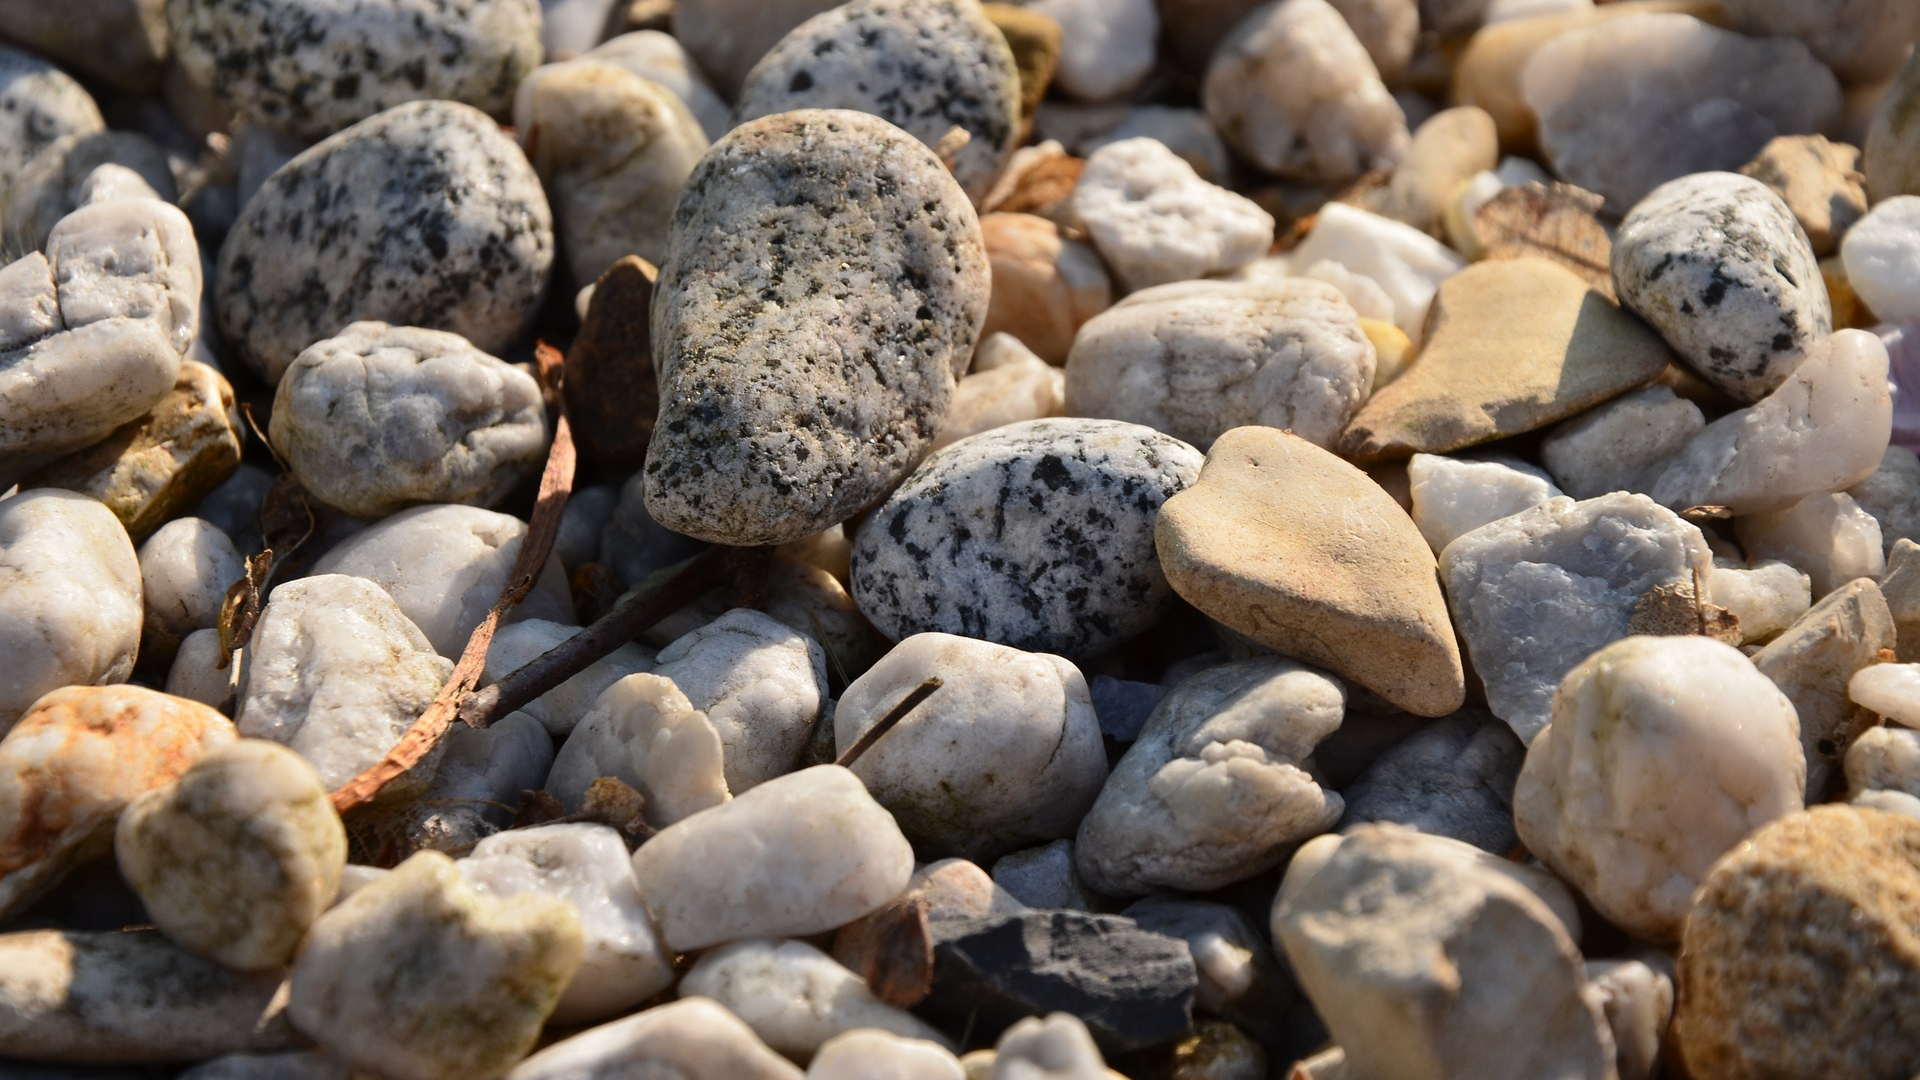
[835,678,943,769]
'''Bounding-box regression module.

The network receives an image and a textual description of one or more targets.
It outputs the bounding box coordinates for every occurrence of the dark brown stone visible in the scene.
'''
[564,256,659,471]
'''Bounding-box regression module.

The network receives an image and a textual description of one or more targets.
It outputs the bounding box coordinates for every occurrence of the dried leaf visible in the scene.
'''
[1473,183,1615,297]
[981,149,1082,218]
[514,790,569,829]
[1627,580,1741,644]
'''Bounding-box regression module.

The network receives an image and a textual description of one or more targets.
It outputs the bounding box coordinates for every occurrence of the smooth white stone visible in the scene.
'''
[680,939,951,1058]
[167,627,238,708]
[651,608,828,794]
[807,1029,966,1080]
[1849,663,1920,728]
[504,998,803,1080]
[1022,0,1158,103]
[481,619,655,736]
[1408,453,1561,556]
[1540,386,1704,500]
[990,1013,1110,1080]
[1735,492,1885,598]
[138,517,244,642]
[1844,725,1920,798]
[1286,202,1465,345]
[583,31,731,141]
[548,672,730,827]
[1584,957,1674,1080]
[1071,139,1274,291]
[1706,560,1812,645]
[1841,195,1920,324]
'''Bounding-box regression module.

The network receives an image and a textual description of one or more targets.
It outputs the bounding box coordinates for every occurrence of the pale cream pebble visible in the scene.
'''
[1849,663,1920,728]
[1070,139,1274,291]
[580,30,731,140]
[932,348,1066,453]
[167,627,240,709]
[547,673,730,828]
[1407,453,1561,556]
[1735,492,1885,598]
[680,939,952,1059]
[1285,202,1464,346]
[504,997,803,1080]
[649,607,828,794]
[807,1029,967,1080]
[1706,561,1813,645]
[139,517,244,644]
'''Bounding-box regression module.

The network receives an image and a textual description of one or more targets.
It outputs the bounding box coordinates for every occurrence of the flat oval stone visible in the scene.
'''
[643,109,987,547]
[850,417,1203,659]
[168,0,543,141]
[216,100,554,385]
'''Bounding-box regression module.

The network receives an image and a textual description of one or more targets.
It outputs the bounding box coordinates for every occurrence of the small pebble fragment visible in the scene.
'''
[1407,453,1561,555]
[1539,385,1704,499]
[1285,202,1465,344]
[1734,491,1884,597]
[680,938,951,1058]
[979,213,1111,364]
[808,1029,966,1080]
[1070,139,1274,291]
[1705,560,1811,645]
[1839,194,1920,323]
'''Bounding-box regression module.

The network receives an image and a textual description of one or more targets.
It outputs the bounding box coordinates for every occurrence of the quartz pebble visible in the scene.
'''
[989,1013,1112,1079]
[1839,195,1920,323]
[1017,0,1157,103]
[680,939,951,1058]
[1734,491,1885,597]
[115,740,346,970]
[979,213,1111,363]
[480,619,655,737]
[808,1029,966,1080]
[168,627,237,708]
[1751,578,1894,801]
[1070,139,1274,291]
[648,607,827,793]
[1367,107,1499,238]
[1285,202,1466,345]
[0,44,103,203]
[1584,957,1674,1080]
[1705,560,1812,645]
[505,997,804,1080]
[1406,453,1561,555]
[1849,662,1920,726]
[1844,724,1920,799]
[934,338,1066,452]
[1540,385,1704,499]
[548,672,730,827]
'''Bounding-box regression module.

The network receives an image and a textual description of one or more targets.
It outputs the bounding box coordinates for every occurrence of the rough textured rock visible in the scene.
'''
[1156,426,1465,717]
[979,213,1111,364]
[644,110,987,547]
[1070,139,1274,291]
[1752,578,1895,801]
[1077,658,1344,895]
[215,100,554,385]
[1611,172,1830,404]
[1540,385,1705,499]
[2,131,176,254]
[561,258,659,471]
[0,44,103,202]
[1739,135,1867,258]
[1675,805,1920,1080]
[680,939,950,1058]
[168,0,543,141]
[1339,710,1525,854]
[504,998,804,1080]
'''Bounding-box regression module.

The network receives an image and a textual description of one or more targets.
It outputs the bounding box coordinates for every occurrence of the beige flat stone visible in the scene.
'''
[1156,426,1464,716]
[1338,257,1670,462]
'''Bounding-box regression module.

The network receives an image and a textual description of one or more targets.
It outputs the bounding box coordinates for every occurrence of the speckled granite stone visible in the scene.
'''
[0,44,102,202]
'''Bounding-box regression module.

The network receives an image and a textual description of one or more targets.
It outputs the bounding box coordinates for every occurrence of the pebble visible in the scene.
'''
[1273,824,1614,1080]
[991,839,1100,911]
[836,632,1106,861]
[1865,53,1920,201]
[629,765,914,951]
[1406,453,1561,555]
[2,131,176,253]
[460,823,673,1024]
[988,1013,1112,1079]
[1124,896,1298,1045]
[547,672,730,826]
[1076,657,1345,895]
[1739,135,1867,259]
[1201,0,1408,184]
[1734,491,1885,597]
[1722,0,1920,85]
[1342,258,1671,460]
[138,518,241,653]
[1611,172,1831,404]
[646,556,885,680]
[0,0,166,93]
[987,3,1064,129]
[311,504,575,658]
[481,619,655,736]
[0,686,234,920]
[1539,385,1704,499]
[504,997,804,1080]
[644,110,988,547]
[1844,724,1920,800]
[934,338,1067,452]
[808,1029,966,1080]
[1156,426,1466,717]
[672,0,841,95]
[1839,194,1920,322]
[1584,956,1674,1080]
[177,1051,355,1080]
[601,474,707,589]
[1675,805,1920,1079]
[168,0,543,141]
[732,0,1022,204]
[1751,578,1894,801]
[167,628,237,708]
[647,607,828,792]
[1069,139,1275,291]
[850,418,1203,659]
[0,44,103,203]
[1065,279,1376,452]
[1033,104,1233,184]
[1366,106,1499,238]
[1648,329,1892,517]
[1338,709,1525,853]
[979,212,1111,363]
[1846,446,1920,553]
[513,61,708,285]
[269,322,548,520]
[0,490,143,729]
[1514,635,1804,941]
[1016,0,1157,103]
[234,574,453,794]
[679,938,951,1058]
[0,929,293,1064]
[390,710,553,853]
[1439,492,1714,743]
[289,850,583,1080]
[1520,12,1843,212]
[1705,559,1811,645]
[215,100,554,385]
[1850,662,1920,726]
[1285,202,1466,345]
[114,740,346,970]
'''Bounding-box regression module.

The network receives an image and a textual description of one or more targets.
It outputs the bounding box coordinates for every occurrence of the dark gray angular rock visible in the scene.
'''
[921,909,1197,1053]
[1338,709,1524,855]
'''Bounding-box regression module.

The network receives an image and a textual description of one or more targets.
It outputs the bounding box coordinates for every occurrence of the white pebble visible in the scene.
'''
[1071,138,1275,291]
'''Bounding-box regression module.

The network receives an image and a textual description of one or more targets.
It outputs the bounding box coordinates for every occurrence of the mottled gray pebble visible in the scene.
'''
[1338,709,1524,854]
[0,44,102,203]
[2,130,176,254]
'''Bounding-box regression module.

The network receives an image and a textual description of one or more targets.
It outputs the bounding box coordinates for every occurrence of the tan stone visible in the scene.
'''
[1156,426,1465,716]
[1739,135,1867,258]
[1752,578,1895,802]
[979,212,1112,363]
[1676,805,1920,1080]
[1359,318,1413,387]
[20,360,242,542]
[983,4,1062,128]
[1466,182,1615,297]
[1365,107,1498,238]
[1338,258,1670,461]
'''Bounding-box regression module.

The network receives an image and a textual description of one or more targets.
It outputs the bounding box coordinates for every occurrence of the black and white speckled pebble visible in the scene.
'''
[643,109,988,547]
[849,417,1204,660]
[0,43,103,202]
[732,0,1022,203]
[214,100,553,385]
[1611,171,1831,404]
[167,0,542,141]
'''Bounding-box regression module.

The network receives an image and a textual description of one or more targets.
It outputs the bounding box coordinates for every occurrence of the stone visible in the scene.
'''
[177,1051,355,1080]
[989,1013,1112,1079]
[1124,897,1296,1045]
[1675,805,1920,1080]
[645,607,827,791]
[269,323,547,520]
[1368,107,1499,237]
[1087,676,1166,743]
[1033,103,1233,184]
[1739,135,1867,258]
[1540,385,1705,499]
[1866,52,1920,201]
[460,823,673,1024]
[481,619,654,736]
[1735,491,1884,597]
[580,30,731,141]
[734,0,1020,204]
[1070,139,1274,291]
[22,359,243,542]
[513,61,708,285]
[0,44,102,203]
[1016,0,1156,103]
[168,628,236,709]
[644,110,987,547]
[115,740,346,970]
[1844,725,1920,798]
[0,929,292,1064]
[1521,12,1843,212]
[1065,280,1376,453]
[1723,0,1920,84]
[1584,957,1674,1080]
[1460,180,1615,293]
[193,463,275,552]
[674,0,841,95]
[557,485,621,573]
[2,131,176,254]
[1839,195,1920,322]
[1156,426,1465,717]
[1851,663,1920,727]
[600,472,706,588]
[992,840,1101,910]
[629,765,915,951]
[386,710,554,853]
[979,213,1111,363]
[312,503,575,658]
[1706,560,1812,645]
[1202,0,1409,184]
[215,101,554,385]
[1752,578,1895,800]
[923,910,1198,1053]
[0,490,143,729]
[680,939,951,1058]
[547,673,730,827]
[850,418,1203,659]
[1076,658,1344,895]
[1515,635,1805,942]
[809,1029,967,1080]
[1285,202,1466,345]
[503,998,804,1080]
[1611,172,1831,404]
[837,633,1106,861]
[289,850,582,1080]
[168,0,543,141]
[1439,492,1714,743]
[1886,540,1920,661]
[235,575,453,794]
[1273,824,1615,1080]
[644,556,885,681]
[0,0,165,92]
[934,339,1066,452]
[1648,329,1892,517]
[1407,453,1561,555]
[1339,709,1526,854]
[1846,446,1920,553]
[1340,258,1671,460]
[984,4,1062,130]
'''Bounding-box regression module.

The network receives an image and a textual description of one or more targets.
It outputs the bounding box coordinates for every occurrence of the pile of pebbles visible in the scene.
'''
[6,0,1920,1077]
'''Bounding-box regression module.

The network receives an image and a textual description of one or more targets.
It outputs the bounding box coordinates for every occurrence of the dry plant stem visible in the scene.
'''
[835,677,944,769]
